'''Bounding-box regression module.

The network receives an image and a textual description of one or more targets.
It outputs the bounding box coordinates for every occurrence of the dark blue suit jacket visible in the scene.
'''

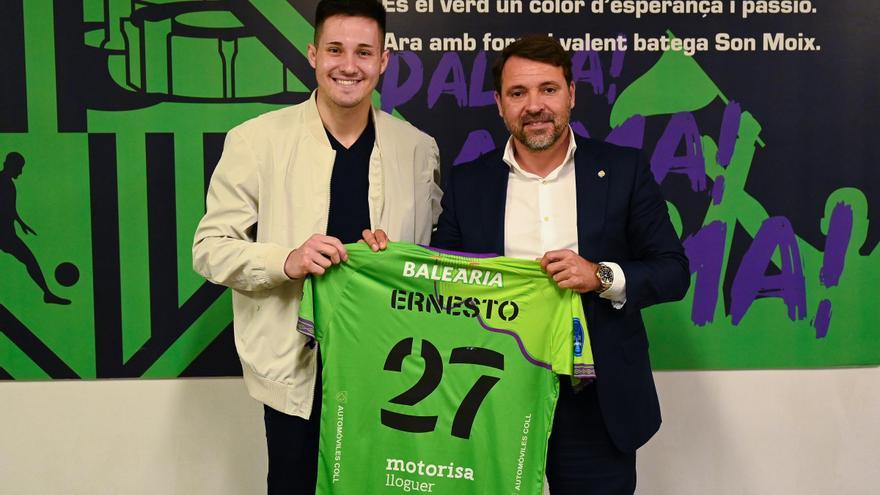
[431,136,690,453]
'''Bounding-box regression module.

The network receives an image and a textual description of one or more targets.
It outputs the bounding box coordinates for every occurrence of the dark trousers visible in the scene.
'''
[263,357,322,495]
[546,381,637,495]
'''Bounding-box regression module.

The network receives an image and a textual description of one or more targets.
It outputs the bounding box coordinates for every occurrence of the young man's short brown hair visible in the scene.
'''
[491,35,573,93]
[314,0,387,43]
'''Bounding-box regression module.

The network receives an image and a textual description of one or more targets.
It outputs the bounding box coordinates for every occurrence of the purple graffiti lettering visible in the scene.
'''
[571,121,590,138]
[571,51,604,95]
[683,221,726,326]
[605,115,645,149]
[428,52,467,109]
[380,51,423,113]
[468,51,495,107]
[730,216,807,325]
[711,175,725,204]
[650,112,706,191]
[812,201,854,338]
[820,202,853,288]
[453,130,495,165]
[716,101,741,168]
[606,85,618,105]
[813,299,831,339]
[606,46,626,104]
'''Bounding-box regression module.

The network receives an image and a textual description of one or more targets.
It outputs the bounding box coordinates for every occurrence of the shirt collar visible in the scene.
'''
[502,127,577,181]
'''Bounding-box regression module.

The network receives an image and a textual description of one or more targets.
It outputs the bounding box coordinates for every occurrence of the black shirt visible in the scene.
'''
[325,117,375,243]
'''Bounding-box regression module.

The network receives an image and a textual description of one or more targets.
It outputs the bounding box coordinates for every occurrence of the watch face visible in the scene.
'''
[598,265,614,284]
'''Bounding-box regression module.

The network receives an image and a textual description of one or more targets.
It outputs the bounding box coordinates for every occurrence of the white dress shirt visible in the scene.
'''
[502,128,626,307]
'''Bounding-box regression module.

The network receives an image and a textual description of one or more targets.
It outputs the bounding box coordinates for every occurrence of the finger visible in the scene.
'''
[542,249,572,265]
[309,243,340,264]
[307,250,333,269]
[323,236,348,261]
[375,229,389,250]
[552,269,571,283]
[307,261,326,276]
[539,255,549,272]
[361,229,379,251]
[315,237,352,264]
[557,278,579,291]
[544,260,568,276]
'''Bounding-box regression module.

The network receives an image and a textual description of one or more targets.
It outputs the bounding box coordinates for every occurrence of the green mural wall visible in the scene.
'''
[1,0,877,379]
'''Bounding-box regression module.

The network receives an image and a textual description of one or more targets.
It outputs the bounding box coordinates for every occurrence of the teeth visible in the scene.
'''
[335,79,358,86]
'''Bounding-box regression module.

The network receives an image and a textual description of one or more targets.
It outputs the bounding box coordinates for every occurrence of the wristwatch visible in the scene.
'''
[595,263,614,294]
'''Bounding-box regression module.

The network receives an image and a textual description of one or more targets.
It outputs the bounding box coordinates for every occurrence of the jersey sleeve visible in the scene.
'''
[295,259,360,343]
[547,291,596,379]
[296,276,317,339]
[570,294,596,379]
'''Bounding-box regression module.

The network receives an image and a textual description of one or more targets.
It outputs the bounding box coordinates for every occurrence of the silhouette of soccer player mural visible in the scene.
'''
[0,152,71,305]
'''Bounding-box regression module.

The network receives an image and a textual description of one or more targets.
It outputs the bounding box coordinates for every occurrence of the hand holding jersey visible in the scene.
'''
[540,248,603,293]
[284,234,350,279]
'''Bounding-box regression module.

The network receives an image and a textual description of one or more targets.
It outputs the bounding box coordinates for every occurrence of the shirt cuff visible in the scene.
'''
[599,261,626,309]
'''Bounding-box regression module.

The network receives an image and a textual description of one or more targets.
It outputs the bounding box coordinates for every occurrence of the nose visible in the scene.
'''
[524,91,543,113]
[339,51,357,73]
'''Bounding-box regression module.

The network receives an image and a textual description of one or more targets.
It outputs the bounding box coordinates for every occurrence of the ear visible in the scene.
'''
[307,43,317,69]
[569,81,576,109]
[494,92,503,116]
[379,49,390,74]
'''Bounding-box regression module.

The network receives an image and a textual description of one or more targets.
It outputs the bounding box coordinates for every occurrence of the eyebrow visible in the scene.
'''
[506,81,562,92]
[323,41,378,49]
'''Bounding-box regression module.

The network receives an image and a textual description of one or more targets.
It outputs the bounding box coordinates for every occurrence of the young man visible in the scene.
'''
[431,36,690,494]
[192,1,441,492]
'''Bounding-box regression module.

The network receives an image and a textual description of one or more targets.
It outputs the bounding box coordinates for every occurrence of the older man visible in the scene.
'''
[431,36,690,495]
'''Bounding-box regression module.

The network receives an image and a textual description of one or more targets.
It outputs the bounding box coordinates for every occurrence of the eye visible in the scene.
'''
[543,87,558,94]
[509,90,524,98]
[327,46,341,54]
[358,49,373,57]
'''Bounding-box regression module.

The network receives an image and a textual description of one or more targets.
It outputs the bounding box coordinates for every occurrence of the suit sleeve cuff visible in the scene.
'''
[599,261,626,309]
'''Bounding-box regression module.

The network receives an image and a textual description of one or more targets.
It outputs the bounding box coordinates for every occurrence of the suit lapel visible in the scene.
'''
[575,138,608,262]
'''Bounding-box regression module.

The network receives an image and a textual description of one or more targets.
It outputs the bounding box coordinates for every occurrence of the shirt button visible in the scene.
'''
[543,216,550,222]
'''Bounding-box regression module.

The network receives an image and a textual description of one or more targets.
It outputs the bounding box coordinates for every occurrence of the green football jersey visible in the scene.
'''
[297,242,595,495]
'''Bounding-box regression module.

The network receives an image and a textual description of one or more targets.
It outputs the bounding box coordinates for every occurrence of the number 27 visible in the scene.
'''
[381,337,504,439]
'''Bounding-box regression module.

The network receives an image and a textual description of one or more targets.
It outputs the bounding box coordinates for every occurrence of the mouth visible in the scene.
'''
[522,120,552,131]
[521,113,554,128]
[332,77,361,87]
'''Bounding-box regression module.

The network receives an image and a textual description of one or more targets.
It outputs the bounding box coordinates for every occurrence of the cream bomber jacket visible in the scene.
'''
[193,92,441,417]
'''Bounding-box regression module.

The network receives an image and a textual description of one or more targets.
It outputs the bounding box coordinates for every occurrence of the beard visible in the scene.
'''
[506,110,569,151]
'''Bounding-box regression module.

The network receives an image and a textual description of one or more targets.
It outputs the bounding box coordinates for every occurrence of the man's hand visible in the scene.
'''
[360,228,389,252]
[284,234,348,279]
[540,249,600,293]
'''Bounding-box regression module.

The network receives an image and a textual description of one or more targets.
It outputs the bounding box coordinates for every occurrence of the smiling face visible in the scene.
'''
[495,56,575,152]
[308,15,388,114]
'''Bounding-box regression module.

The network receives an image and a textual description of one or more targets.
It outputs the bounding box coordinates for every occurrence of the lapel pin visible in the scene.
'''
[598,170,606,178]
